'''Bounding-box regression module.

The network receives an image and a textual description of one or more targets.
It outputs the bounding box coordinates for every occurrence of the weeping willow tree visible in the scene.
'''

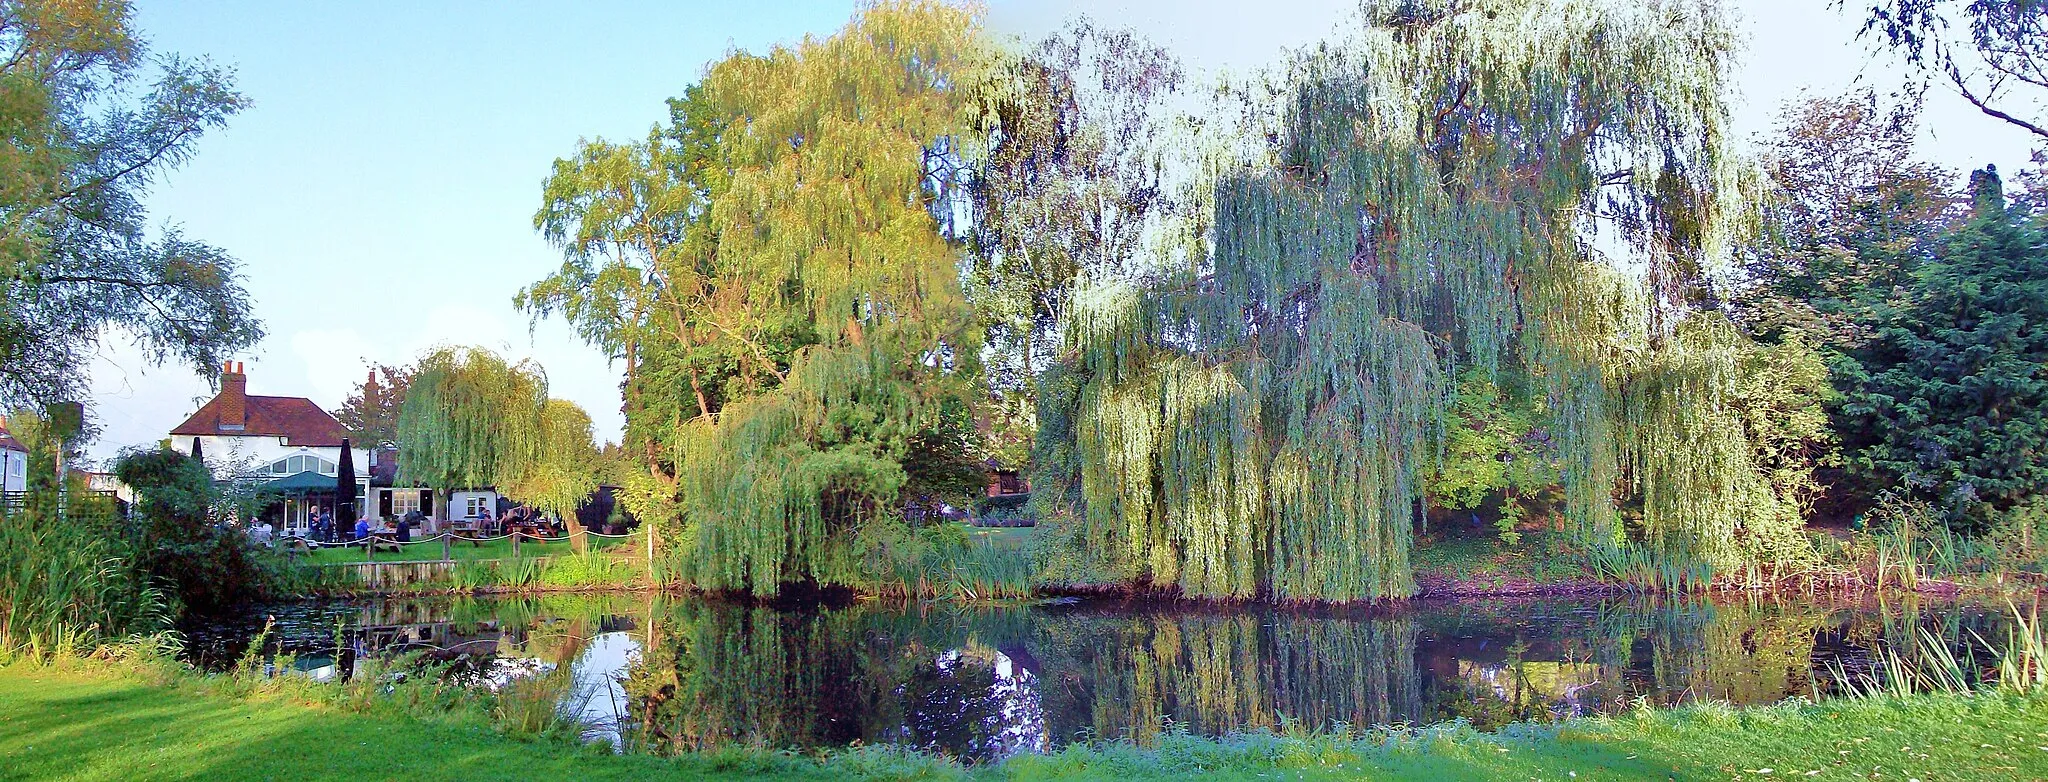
[640,2,986,595]
[396,346,598,520]
[498,399,602,523]
[1036,0,1816,601]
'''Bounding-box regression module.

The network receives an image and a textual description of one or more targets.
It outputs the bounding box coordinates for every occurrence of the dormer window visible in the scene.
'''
[220,424,244,431]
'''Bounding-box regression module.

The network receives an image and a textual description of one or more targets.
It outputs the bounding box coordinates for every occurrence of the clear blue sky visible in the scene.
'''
[87,1,2042,462]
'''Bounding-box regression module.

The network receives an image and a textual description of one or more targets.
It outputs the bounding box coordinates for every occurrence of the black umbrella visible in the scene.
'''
[335,438,358,543]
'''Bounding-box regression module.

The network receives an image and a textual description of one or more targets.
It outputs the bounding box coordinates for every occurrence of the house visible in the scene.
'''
[171,362,372,537]
[0,417,27,494]
[367,446,500,531]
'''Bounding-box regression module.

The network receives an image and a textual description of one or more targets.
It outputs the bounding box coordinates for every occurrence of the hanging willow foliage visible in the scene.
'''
[395,346,549,491]
[1037,0,1812,601]
[499,399,602,523]
[663,1,988,595]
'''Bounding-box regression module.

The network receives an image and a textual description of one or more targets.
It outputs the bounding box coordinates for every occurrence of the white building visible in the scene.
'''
[169,362,500,536]
[171,362,372,536]
[0,419,27,493]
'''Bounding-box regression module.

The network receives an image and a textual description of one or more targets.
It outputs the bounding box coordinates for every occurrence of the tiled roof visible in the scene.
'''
[0,423,23,453]
[171,394,349,447]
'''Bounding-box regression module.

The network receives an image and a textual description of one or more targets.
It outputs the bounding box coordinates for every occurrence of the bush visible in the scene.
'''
[114,447,291,613]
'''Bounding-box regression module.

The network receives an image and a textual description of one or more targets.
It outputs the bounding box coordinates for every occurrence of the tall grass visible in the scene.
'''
[871,524,1036,600]
[1583,544,1712,593]
[0,492,163,659]
[490,665,586,739]
[538,553,640,589]
[1835,601,2048,698]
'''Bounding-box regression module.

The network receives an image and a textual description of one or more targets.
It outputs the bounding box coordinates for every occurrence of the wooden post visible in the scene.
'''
[365,535,374,562]
[646,524,656,585]
[442,533,452,562]
[512,531,522,559]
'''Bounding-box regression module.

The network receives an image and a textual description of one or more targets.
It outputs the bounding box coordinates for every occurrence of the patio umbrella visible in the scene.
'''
[335,439,358,542]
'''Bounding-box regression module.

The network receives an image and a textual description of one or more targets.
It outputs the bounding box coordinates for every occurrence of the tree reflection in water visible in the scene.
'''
[180,593,2039,762]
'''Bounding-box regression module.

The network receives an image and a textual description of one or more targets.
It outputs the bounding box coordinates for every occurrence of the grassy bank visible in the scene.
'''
[282,525,1038,600]
[2,656,2044,781]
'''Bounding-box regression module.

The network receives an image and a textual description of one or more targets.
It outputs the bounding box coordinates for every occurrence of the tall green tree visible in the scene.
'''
[964,20,1184,391]
[395,347,601,522]
[0,0,263,409]
[960,21,1186,473]
[1728,90,1959,517]
[666,1,985,595]
[1036,0,1807,601]
[523,2,987,596]
[1836,166,2048,527]
[394,347,548,492]
[498,399,601,525]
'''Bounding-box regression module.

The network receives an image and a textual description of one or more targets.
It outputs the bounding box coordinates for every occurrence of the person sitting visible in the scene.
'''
[353,516,370,543]
[395,512,412,543]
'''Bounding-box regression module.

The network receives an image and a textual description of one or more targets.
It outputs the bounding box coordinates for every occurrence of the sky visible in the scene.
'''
[85,0,2043,463]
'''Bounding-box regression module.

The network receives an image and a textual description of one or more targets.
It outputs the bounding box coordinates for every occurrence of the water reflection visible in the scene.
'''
[182,594,2039,763]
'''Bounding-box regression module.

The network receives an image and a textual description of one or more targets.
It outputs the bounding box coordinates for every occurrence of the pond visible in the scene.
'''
[178,592,2039,762]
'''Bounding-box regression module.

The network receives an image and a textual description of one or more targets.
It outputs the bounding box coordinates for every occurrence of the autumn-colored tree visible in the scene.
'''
[334,363,415,450]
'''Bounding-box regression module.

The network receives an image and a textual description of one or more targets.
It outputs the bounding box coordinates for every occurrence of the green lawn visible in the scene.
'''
[1410,526,1594,590]
[294,535,634,567]
[965,524,1033,549]
[3,665,2043,780]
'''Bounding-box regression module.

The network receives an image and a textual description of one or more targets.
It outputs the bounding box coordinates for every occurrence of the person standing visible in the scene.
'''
[395,511,412,543]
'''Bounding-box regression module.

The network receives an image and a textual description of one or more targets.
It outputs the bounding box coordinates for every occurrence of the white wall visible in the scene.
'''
[448,489,500,521]
[0,447,25,493]
[178,434,369,482]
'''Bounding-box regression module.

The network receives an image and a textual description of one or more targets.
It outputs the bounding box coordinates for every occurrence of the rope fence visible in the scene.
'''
[287,526,653,569]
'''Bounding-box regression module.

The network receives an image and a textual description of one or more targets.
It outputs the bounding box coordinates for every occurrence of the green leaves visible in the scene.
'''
[1837,167,2048,528]
[0,0,262,408]
[1037,0,1818,598]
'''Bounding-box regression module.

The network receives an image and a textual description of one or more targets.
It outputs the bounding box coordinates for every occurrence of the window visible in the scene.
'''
[390,490,420,518]
[465,495,492,518]
[264,455,337,476]
[7,455,20,477]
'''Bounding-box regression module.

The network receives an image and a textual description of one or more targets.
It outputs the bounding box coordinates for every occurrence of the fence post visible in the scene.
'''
[512,531,522,559]
[442,533,452,562]
[645,525,656,585]
[365,535,373,562]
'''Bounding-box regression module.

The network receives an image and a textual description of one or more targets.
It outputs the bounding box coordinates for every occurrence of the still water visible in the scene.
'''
[180,593,2036,762]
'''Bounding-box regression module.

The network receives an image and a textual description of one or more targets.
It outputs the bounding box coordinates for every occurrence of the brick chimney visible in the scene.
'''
[219,361,247,431]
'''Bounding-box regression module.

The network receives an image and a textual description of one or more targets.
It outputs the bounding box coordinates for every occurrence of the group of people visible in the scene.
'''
[306,508,372,544]
[299,508,427,545]
[481,505,557,537]
[243,505,568,547]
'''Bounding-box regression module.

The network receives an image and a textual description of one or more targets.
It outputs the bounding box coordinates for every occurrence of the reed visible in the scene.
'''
[0,494,162,659]
[1835,601,2047,699]
[490,665,582,739]
[1582,544,1712,593]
